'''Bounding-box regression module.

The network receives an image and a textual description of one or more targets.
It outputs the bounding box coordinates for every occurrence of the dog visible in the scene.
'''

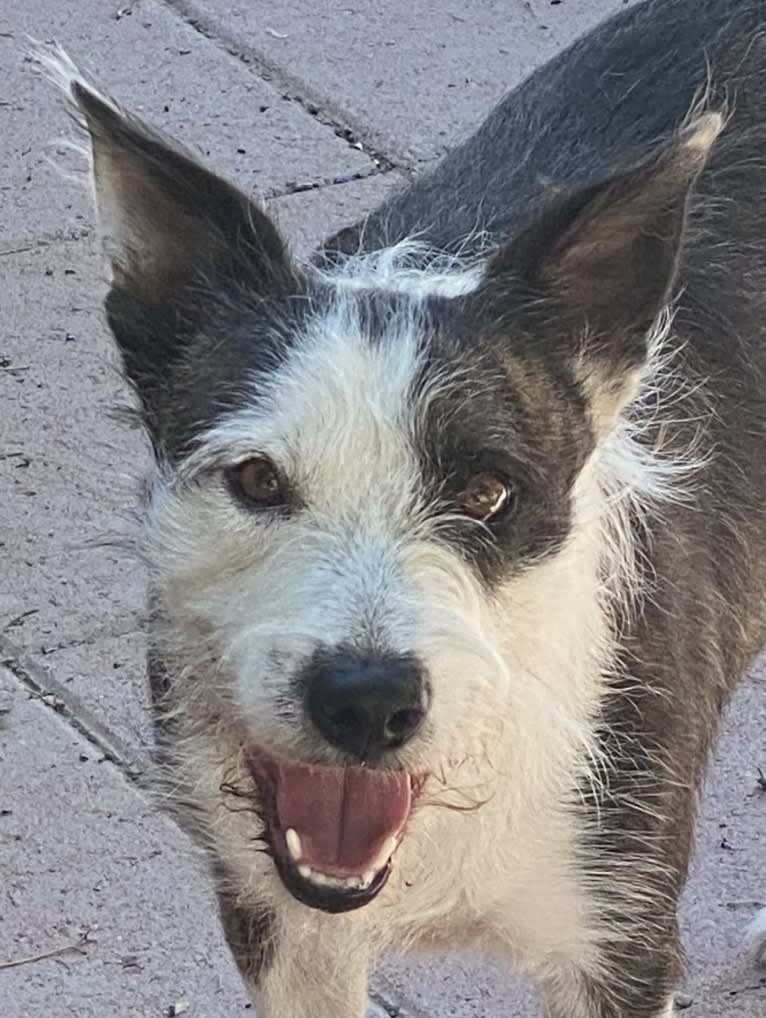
[40,0,766,1014]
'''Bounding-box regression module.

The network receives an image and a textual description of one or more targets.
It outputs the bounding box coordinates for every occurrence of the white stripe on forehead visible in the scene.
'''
[315,239,487,299]
[181,240,488,493]
[189,287,432,509]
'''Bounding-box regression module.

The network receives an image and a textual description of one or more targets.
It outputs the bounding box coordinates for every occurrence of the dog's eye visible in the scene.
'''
[459,472,515,522]
[228,456,285,509]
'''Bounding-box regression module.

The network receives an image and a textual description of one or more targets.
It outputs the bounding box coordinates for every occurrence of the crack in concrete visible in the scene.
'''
[0,228,93,257]
[0,633,146,780]
[264,165,400,201]
[368,987,426,1018]
[156,0,416,176]
[35,619,146,658]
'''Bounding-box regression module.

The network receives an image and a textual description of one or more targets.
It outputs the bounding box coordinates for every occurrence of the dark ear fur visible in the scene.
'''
[71,81,289,298]
[483,114,722,422]
[61,76,299,433]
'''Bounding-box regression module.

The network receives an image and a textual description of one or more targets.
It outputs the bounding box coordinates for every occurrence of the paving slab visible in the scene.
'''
[0,667,246,1018]
[166,0,639,164]
[40,631,153,761]
[0,0,376,247]
[0,667,391,1018]
[270,170,406,256]
[1,239,148,654]
[681,669,766,1016]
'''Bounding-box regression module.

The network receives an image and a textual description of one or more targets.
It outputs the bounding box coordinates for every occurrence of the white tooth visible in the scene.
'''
[302,869,367,891]
[299,865,386,892]
[285,828,302,861]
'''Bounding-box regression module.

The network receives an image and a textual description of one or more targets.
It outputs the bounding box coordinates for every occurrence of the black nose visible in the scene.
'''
[305,651,428,760]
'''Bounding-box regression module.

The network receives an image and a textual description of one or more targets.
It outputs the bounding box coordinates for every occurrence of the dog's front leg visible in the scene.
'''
[540,919,683,1018]
[218,891,370,1018]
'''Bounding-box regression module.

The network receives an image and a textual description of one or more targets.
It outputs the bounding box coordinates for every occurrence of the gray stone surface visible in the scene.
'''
[1,0,376,247]
[2,0,765,1015]
[2,240,147,654]
[167,0,640,164]
[43,631,153,759]
[0,666,391,1018]
[681,670,766,1016]
[0,670,244,1018]
[271,170,407,256]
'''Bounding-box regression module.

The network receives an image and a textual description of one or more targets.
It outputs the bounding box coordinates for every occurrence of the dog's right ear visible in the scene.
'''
[37,48,304,448]
[66,78,291,300]
[40,49,296,414]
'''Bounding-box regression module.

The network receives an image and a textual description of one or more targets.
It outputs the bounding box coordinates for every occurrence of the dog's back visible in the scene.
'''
[333,0,765,252]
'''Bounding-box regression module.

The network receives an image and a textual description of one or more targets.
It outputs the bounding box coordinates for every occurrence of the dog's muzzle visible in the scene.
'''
[247,650,430,912]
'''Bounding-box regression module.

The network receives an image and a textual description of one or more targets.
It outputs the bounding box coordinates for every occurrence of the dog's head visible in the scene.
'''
[54,57,719,916]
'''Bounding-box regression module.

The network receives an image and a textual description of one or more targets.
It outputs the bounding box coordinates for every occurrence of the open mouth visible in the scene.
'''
[247,748,418,913]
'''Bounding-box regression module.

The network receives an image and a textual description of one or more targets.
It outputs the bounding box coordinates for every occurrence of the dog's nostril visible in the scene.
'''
[305,651,429,760]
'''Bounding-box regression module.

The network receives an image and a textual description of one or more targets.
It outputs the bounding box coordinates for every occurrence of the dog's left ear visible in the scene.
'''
[482,114,722,429]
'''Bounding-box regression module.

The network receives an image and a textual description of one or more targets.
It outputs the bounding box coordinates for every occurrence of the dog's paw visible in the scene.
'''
[745,906,766,967]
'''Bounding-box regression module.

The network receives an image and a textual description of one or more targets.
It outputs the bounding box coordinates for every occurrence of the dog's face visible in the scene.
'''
[144,263,601,915]
[63,69,718,918]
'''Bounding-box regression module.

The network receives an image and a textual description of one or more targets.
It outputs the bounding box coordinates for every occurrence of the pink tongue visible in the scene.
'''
[274,760,411,876]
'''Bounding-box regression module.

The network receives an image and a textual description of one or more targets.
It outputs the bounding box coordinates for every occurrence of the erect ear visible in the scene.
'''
[66,77,291,300]
[483,114,722,430]
[40,50,300,447]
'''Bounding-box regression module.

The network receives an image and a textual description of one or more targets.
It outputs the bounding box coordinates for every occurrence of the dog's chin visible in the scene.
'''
[246,745,421,914]
[271,849,392,914]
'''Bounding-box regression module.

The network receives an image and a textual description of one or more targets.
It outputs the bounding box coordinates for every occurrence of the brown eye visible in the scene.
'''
[459,471,515,522]
[229,456,285,509]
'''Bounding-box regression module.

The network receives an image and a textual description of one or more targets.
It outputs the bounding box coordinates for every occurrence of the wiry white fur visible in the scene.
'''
[30,44,138,278]
[594,306,712,616]
[31,42,107,107]
[136,244,711,1017]
[312,237,488,297]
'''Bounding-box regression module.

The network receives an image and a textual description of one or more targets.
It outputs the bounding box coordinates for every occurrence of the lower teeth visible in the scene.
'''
[298,866,377,891]
[287,835,399,893]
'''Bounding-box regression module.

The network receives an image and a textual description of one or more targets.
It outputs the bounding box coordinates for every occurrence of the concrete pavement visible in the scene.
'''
[1,0,764,1015]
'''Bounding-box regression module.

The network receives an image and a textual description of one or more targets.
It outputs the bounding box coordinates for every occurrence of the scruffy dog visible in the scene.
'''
[42,0,766,1014]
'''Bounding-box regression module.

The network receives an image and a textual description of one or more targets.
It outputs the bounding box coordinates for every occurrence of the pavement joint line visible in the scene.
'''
[264,164,401,201]
[0,632,146,779]
[155,0,417,178]
[31,618,147,657]
[2,607,146,651]
[368,989,421,1018]
[0,643,418,1018]
[0,228,93,256]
